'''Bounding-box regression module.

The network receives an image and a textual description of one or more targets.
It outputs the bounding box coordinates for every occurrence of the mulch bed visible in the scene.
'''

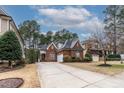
[0,78,24,88]
[97,64,112,67]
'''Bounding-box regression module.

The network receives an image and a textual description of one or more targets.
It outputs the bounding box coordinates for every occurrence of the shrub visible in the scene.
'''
[63,56,71,62]
[83,53,92,62]
[63,56,81,62]
[71,57,81,62]
[25,49,39,64]
[107,54,121,58]
[106,54,121,61]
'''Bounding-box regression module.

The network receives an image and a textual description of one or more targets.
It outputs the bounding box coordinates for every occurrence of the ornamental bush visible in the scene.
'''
[83,53,92,62]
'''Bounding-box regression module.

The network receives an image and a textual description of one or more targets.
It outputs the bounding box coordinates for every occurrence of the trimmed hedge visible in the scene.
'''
[106,54,121,61]
[106,58,121,61]
[107,54,121,58]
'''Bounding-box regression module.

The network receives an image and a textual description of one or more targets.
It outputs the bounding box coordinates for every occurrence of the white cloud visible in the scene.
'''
[37,6,91,27]
[32,6,104,40]
[78,17,104,33]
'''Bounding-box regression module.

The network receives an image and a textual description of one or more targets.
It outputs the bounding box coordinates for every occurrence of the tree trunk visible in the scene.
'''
[103,50,107,65]
[113,5,117,54]
[104,55,106,65]
[8,60,12,67]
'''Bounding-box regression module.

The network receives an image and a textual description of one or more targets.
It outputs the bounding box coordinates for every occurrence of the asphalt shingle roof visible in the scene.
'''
[39,44,48,50]
[39,39,83,50]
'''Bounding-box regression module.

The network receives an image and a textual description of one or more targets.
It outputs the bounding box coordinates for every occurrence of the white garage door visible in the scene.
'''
[92,54,99,62]
[57,54,63,62]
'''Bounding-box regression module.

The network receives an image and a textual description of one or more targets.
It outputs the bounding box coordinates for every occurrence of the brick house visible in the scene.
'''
[39,42,58,62]
[39,39,84,62]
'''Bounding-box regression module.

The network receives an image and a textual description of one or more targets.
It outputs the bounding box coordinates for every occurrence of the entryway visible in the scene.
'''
[41,54,45,61]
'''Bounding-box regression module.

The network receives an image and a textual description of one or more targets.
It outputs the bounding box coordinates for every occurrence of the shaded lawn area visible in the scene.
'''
[0,64,40,88]
[63,61,124,76]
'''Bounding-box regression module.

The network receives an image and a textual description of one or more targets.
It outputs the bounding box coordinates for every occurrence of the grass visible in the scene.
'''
[0,64,40,88]
[63,61,124,76]
[111,64,124,69]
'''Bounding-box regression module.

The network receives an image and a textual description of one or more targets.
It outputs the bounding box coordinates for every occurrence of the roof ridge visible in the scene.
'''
[0,7,9,16]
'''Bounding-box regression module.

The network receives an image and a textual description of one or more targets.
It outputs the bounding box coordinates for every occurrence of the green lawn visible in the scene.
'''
[111,64,124,69]
[63,61,124,76]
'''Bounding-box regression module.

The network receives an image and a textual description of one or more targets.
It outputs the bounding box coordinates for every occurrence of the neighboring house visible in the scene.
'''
[82,39,103,57]
[39,39,84,62]
[82,38,114,61]
[82,38,113,56]
[0,8,25,58]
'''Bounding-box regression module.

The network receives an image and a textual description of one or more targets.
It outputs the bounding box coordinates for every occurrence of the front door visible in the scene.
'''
[41,54,46,61]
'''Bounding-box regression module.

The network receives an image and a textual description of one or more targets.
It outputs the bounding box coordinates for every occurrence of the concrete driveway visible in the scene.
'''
[37,62,124,88]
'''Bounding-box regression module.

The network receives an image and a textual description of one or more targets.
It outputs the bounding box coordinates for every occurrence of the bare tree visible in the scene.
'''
[92,30,109,64]
[104,5,122,54]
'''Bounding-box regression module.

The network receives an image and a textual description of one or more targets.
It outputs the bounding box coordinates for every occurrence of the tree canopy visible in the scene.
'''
[19,20,40,48]
[19,20,79,47]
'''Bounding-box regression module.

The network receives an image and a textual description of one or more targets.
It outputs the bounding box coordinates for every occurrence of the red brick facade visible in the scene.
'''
[58,41,83,60]
[40,40,83,62]
[42,44,57,62]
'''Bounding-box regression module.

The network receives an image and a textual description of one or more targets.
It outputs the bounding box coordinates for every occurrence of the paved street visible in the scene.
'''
[37,62,124,88]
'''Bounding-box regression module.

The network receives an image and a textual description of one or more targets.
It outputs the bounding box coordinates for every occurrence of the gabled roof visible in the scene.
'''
[39,42,58,50]
[53,39,80,49]
[62,39,83,49]
[54,40,66,49]
[39,44,48,50]
[47,42,58,50]
[39,39,84,51]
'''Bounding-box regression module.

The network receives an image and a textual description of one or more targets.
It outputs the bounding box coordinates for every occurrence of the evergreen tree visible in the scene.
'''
[0,31,22,67]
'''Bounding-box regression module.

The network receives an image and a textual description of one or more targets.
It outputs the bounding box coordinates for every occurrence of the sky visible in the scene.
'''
[1,5,107,41]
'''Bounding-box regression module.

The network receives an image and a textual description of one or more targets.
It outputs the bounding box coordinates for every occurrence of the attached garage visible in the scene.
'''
[57,54,63,62]
[92,54,99,62]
